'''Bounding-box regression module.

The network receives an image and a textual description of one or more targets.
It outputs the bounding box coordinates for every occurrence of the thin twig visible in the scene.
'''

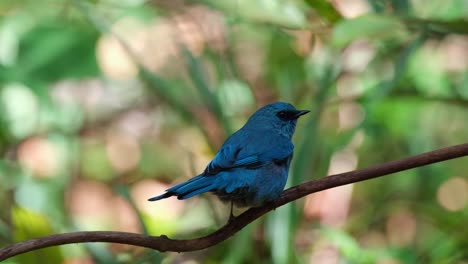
[1,143,467,260]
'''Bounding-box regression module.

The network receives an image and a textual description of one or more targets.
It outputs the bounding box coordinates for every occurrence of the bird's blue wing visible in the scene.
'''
[203,133,294,175]
[203,143,258,175]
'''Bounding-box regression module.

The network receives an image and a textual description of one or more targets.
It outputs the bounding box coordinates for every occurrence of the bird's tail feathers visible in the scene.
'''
[147,192,173,201]
[147,175,216,201]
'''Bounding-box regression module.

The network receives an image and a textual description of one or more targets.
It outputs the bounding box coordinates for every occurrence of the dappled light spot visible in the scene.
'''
[289,30,313,56]
[348,130,365,150]
[309,245,340,264]
[338,102,365,131]
[233,35,264,85]
[81,139,115,181]
[333,0,370,18]
[316,185,353,227]
[377,258,402,264]
[106,131,141,173]
[17,137,60,178]
[304,192,324,220]
[437,177,468,211]
[328,149,358,175]
[217,79,255,117]
[96,19,142,80]
[67,180,115,228]
[175,129,214,175]
[439,35,468,72]
[108,196,142,253]
[67,180,141,242]
[191,106,226,148]
[336,74,362,98]
[341,40,375,73]
[112,196,141,234]
[359,231,387,248]
[304,150,357,226]
[386,209,416,246]
[52,79,143,122]
[62,257,94,264]
[115,110,156,140]
[0,83,39,139]
[96,6,226,80]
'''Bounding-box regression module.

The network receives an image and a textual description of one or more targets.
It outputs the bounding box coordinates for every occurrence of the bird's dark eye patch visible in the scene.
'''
[276,110,295,121]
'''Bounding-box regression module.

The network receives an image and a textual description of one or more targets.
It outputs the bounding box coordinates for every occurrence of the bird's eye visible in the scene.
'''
[276,111,288,120]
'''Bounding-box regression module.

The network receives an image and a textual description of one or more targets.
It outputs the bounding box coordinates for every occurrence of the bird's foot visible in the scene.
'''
[228,213,236,224]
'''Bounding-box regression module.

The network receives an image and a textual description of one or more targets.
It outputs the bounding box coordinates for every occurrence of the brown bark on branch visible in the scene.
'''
[1,143,467,261]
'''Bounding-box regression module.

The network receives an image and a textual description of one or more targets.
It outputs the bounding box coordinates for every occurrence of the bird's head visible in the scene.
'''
[246,102,310,138]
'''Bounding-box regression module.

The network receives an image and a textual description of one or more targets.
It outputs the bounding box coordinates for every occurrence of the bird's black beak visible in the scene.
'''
[294,110,310,118]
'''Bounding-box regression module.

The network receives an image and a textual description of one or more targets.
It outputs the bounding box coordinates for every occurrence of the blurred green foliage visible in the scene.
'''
[0,0,467,263]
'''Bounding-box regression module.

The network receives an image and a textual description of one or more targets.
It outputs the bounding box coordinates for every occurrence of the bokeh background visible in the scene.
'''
[1,0,467,263]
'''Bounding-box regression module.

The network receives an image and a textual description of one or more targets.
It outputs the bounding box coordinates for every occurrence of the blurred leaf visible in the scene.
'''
[139,143,183,180]
[0,218,10,241]
[0,83,39,139]
[322,227,389,264]
[0,160,24,191]
[182,48,232,133]
[15,175,66,226]
[293,51,337,183]
[333,14,409,47]
[223,224,254,263]
[391,0,412,14]
[15,22,99,82]
[458,72,468,99]
[304,0,342,24]
[84,243,119,264]
[81,143,114,181]
[366,0,386,13]
[182,48,218,111]
[407,41,451,97]
[142,213,178,237]
[405,18,468,36]
[113,184,149,235]
[266,30,307,100]
[413,0,468,20]
[208,0,308,28]
[267,203,296,264]
[139,68,194,122]
[216,79,255,116]
[365,99,421,137]
[365,33,426,101]
[12,207,63,264]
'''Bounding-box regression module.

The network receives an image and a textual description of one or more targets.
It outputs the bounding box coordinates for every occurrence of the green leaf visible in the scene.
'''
[208,0,308,28]
[304,0,342,24]
[0,83,39,139]
[267,203,296,264]
[16,22,99,82]
[332,14,409,47]
[12,207,64,264]
[182,48,231,133]
[390,0,412,14]
[405,18,468,36]
[223,224,255,263]
[322,227,390,263]
[138,67,193,122]
[407,35,451,97]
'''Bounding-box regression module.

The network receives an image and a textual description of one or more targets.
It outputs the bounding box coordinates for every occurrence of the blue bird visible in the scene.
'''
[148,102,309,220]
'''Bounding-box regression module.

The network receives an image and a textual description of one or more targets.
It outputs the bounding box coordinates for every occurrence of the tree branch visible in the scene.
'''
[1,143,467,260]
